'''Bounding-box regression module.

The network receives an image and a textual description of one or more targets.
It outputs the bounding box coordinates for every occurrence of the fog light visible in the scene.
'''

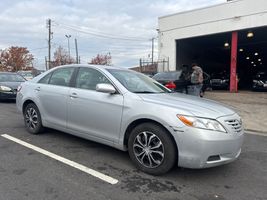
[207,155,221,162]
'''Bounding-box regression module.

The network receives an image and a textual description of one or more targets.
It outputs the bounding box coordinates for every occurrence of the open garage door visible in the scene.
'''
[176,26,267,91]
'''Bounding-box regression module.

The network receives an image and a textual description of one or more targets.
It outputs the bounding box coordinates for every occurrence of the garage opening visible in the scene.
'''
[176,26,267,91]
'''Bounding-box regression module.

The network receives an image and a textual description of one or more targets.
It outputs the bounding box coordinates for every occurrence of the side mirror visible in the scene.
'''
[96,83,116,94]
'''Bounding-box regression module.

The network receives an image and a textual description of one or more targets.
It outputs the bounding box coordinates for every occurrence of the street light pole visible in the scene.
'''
[151,37,155,65]
[65,35,71,63]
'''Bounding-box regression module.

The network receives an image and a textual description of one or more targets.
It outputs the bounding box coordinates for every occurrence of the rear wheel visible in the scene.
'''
[128,123,177,175]
[24,103,44,134]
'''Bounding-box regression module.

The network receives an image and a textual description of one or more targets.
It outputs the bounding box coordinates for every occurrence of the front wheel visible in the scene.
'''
[24,103,44,134]
[128,123,177,175]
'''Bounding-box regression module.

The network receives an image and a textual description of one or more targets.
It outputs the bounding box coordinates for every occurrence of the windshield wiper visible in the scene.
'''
[134,91,155,93]
[134,91,166,94]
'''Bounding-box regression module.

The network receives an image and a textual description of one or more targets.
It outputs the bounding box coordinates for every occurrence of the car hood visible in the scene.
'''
[138,93,235,119]
[0,82,23,90]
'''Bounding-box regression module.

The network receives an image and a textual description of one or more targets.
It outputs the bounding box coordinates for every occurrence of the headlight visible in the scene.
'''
[0,85,12,92]
[177,115,227,133]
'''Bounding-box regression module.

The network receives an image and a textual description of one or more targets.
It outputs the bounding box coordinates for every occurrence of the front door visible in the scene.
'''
[67,67,124,142]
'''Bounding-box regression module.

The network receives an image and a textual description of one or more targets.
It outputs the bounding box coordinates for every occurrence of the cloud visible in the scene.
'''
[0,0,225,69]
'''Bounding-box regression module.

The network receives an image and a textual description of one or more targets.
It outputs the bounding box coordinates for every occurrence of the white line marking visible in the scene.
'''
[1,134,118,185]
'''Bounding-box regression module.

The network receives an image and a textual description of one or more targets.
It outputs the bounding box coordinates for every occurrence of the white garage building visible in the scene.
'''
[158,0,267,92]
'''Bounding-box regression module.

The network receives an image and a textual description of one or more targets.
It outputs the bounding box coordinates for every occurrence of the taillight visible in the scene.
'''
[165,81,176,89]
[17,85,22,92]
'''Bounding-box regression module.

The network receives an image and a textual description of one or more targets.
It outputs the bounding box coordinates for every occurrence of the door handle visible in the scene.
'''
[70,93,78,98]
[35,87,40,92]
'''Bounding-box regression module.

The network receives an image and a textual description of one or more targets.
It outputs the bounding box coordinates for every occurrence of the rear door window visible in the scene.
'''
[49,68,75,86]
[38,73,52,84]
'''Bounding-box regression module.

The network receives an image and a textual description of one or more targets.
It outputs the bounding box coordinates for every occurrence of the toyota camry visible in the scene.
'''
[16,64,244,175]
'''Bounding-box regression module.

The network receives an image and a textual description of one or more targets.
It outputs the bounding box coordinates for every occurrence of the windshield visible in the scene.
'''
[0,74,25,82]
[107,69,170,93]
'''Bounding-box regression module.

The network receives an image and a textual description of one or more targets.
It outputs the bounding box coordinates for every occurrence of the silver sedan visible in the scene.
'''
[16,65,244,175]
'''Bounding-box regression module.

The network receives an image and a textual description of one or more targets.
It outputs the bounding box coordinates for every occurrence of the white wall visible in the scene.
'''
[158,0,267,71]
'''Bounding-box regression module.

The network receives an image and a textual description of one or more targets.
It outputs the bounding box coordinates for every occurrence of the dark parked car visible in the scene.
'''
[17,70,34,80]
[252,72,267,91]
[152,71,210,95]
[0,72,25,100]
[210,72,230,90]
[152,71,189,93]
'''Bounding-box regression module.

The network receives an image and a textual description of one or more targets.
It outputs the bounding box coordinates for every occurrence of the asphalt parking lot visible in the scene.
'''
[0,101,266,200]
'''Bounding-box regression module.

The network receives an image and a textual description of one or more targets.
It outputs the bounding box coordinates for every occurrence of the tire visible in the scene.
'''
[128,122,177,175]
[23,103,44,134]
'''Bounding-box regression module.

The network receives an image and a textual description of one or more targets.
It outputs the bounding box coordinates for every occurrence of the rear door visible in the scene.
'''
[67,67,124,142]
[36,67,75,128]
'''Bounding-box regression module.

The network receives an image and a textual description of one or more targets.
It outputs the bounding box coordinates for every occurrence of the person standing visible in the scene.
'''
[190,63,203,96]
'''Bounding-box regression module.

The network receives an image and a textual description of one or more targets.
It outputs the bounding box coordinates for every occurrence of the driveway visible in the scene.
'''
[205,91,267,134]
[0,101,266,200]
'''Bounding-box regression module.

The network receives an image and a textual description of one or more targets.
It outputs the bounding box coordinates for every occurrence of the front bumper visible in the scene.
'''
[252,84,267,90]
[172,114,244,169]
[0,91,17,100]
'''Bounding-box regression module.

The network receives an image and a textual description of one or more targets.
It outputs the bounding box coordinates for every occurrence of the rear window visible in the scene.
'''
[152,71,182,80]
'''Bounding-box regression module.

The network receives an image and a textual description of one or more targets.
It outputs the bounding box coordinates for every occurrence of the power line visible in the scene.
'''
[29,46,48,51]
[53,21,151,42]
[53,21,150,40]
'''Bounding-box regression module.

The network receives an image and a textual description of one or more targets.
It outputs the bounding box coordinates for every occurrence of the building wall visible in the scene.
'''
[158,0,267,71]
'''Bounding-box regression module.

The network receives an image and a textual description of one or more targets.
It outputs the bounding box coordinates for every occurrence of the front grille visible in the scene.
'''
[225,119,242,133]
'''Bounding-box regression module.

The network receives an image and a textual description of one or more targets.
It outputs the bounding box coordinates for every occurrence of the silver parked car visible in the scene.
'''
[16,65,244,175]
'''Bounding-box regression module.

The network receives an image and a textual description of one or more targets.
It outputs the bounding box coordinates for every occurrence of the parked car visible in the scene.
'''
[152,71,189,93]
[252,71,267,91]
[210,72,230,90]
[0,72,25,100]
[17,70,34,80]
[152,71,210,95]
[16,64,244,175]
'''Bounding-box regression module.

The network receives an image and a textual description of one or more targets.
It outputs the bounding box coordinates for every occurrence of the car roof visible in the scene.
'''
[54,64,125,70]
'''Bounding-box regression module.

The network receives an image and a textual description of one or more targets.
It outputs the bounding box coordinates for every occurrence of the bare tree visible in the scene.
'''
[89,53,112,66]
[51,46,75,68]
[0,46,34,72]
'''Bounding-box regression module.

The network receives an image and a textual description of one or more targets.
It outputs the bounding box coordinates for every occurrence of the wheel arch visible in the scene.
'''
[22,99,37,114]
[123,118,178,155]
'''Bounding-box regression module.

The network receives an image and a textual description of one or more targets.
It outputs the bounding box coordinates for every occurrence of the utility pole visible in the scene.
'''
[45,56,47,70]
[47,19,52,69]
[65,35,71,63]
[151,37,155,65]
[75,38,79,64]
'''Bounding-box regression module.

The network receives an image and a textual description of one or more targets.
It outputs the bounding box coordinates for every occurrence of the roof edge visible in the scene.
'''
[158,0,245,20]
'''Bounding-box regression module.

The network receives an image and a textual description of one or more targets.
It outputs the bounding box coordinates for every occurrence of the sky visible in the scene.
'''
[0,0,225,69]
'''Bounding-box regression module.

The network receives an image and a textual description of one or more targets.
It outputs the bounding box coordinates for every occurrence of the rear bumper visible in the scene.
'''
[211,83,229,89]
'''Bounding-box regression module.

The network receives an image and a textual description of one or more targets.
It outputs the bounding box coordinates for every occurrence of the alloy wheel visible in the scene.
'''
[25,107,38,130]
[133,131,164,168]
